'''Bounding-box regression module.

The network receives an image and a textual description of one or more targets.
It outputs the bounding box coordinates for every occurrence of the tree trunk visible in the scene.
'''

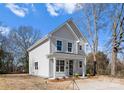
[111,48,117,76]
[93,53,97,76]
[25,51,29,73]
[111,22,117,76]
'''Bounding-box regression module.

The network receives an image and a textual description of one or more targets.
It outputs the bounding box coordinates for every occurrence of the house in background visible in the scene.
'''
[27,19,88,79]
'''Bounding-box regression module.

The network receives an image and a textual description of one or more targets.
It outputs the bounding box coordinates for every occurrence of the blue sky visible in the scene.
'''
[0,4,83,36]
[0,3,110,52]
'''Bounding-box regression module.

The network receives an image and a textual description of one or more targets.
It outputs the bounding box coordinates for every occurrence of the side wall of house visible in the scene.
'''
[29,39,50,78]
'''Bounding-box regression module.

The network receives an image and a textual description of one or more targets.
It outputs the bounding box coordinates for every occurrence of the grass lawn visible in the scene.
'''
[0,74,124,90]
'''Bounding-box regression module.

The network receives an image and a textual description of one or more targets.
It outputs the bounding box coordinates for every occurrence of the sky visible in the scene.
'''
[0,4,83,35]
[0,3,111,52]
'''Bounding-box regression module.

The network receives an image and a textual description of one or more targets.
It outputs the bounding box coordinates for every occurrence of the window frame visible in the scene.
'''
[68,42,73,53]
[79,61,82,68]
[56,60,59,72]
[79,45,82,50]
[35,62,38,70]
[56,40,63,52]
[56,60,65,72]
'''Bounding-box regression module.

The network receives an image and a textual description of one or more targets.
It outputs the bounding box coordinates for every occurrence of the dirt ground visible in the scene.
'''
[0,74,124,90]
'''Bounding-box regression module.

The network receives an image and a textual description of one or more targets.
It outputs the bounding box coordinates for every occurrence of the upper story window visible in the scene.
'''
[57,40,62,51]
[79,45,82,50]
[68,42,72,52]
[35,62,38,70]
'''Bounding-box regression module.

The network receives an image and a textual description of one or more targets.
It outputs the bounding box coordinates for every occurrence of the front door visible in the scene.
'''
[69,60,73,76]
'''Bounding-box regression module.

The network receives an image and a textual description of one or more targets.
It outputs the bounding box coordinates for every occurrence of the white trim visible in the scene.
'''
[47,52,85,60]
[70,20,87,42]
[53,57,56,79]
[27,35,48,52]
[67,42,73,53]
[66,23,79,40]
[55,59,65,73]
[49,20,70,36]
[56,39,63,52]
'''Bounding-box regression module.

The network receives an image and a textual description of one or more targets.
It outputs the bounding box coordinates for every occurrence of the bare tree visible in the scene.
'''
[9,26,41,72]
[104,4,124,76]
[79,4,108,76]
[111,4,124,76]
[0,23,14,73]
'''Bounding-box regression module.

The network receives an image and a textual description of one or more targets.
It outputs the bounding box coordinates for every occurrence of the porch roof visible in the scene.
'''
[47,52,85,60]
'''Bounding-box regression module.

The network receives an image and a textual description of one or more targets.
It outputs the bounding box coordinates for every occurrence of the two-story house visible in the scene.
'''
[27,19,87,79]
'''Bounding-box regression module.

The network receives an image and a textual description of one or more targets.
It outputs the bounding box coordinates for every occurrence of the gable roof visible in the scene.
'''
[67,20,84,40]
[27,19,86,52]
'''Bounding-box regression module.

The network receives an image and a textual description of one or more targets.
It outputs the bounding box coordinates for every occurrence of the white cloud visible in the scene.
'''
[46,3,83,16]
[0,26,10,36]
[5,4,28,17]
[46,4,59,16]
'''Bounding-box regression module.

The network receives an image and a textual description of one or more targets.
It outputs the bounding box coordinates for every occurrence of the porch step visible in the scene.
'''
[48,76,69,80]
[79,76,87,79]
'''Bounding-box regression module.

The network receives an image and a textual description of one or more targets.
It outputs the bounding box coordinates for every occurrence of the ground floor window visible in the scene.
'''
[35,62,38,70]
[56,60,65,72]
[79,61,82,68]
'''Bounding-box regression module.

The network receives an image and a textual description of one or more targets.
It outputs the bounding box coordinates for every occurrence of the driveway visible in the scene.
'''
[75,76,124,90]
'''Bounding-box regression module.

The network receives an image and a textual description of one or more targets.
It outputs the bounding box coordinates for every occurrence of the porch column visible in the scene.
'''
[82,58,86,77]
[84,58,87,76]
[53,57,56,79]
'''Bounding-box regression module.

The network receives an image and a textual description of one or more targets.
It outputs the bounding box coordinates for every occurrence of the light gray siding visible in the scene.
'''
[50,25,78,54]
[29,39,50,78]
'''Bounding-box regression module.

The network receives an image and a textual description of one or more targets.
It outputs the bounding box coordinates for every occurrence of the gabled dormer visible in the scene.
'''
[48,19,87,55]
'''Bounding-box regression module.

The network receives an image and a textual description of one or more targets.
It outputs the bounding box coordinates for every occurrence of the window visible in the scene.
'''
[68,42,72,52]
[57,40,62,51]
[56,60,65,72]
[35,62,38,70]
[79,45,82,50]
[56,60,59,72]
[79,61,82,68]
[60,60,65,72]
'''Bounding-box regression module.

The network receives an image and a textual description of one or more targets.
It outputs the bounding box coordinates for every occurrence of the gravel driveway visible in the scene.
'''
[74,76,124,90]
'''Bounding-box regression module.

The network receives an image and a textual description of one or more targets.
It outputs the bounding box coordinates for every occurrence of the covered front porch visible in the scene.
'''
[47,53,86,79]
